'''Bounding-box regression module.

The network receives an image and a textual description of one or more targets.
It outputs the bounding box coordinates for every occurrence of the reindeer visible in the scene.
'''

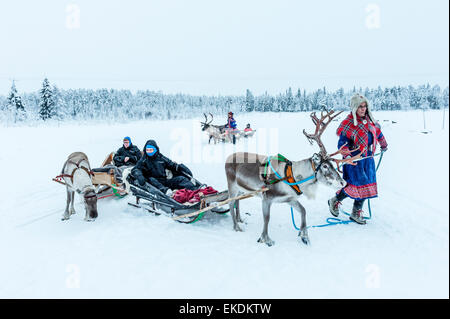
[225,110,362,246]
[60,152,98,221]
[200,113,226,144]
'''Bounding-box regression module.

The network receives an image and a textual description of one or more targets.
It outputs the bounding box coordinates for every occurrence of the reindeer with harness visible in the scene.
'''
[200,113,227,144]
[225,109,362,246]
[58,152,98,221]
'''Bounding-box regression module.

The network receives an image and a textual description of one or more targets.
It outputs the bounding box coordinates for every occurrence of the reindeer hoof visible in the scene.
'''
[61,216,70,221]
[84,217,96,222]
[299,236,310,245]
[257,237,275,247]
[233,224,244,232]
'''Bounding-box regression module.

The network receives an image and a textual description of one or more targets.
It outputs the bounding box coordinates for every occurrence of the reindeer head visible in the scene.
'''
[200,113,214,131]
[303,109,362,190]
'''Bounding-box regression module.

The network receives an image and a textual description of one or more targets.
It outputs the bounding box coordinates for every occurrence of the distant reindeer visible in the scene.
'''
[60,152,98,221]
[200,113,226,144]
[225,109,361,246]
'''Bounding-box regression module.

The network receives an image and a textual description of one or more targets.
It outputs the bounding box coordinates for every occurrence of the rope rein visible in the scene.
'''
[290,151,384,230]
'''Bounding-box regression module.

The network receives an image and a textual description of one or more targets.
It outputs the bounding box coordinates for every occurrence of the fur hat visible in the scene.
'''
[350,93,376,126]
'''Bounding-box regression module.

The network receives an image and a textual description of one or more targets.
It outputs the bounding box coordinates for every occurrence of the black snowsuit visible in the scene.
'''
[113,143,141,167]
[131,139,196,194]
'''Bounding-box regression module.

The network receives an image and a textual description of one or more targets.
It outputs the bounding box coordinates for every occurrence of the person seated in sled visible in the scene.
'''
[94,136,141,186]
[113,136,141,167]
[242,123,254,137]
[131,139,197,196]
[224,111,238,144]
[105,136,141,184]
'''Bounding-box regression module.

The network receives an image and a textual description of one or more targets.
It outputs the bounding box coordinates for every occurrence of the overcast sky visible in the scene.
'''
[0,0,448,95]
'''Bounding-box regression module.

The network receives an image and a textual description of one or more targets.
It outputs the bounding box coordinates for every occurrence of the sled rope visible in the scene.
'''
[173,187,269,221]
[290,151,384,230]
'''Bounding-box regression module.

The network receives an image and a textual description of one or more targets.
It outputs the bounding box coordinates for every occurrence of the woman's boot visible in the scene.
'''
[350,199,366,224]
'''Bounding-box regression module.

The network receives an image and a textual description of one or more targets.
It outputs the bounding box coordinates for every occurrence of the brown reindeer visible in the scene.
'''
[60,152,98,221]
[225,110,361,246]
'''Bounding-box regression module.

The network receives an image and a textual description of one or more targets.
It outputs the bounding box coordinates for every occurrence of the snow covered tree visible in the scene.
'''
[245,89,255,112]
[442,87,449,109]
[285,87,294,111]
[39,78,55,120]
[7,81,26,122]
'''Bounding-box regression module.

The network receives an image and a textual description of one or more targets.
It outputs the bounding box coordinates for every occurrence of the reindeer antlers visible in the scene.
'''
[201,113,214,125]
[303,107,368,171]
[328,143,364,172]
[303,108,343,157]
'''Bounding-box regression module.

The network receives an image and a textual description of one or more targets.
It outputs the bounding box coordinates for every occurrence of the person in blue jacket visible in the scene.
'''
[225,111,238,144]
[131,139,196,196]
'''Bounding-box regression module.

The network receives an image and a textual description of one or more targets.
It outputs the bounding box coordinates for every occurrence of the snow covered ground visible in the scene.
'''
[0,110,448,298]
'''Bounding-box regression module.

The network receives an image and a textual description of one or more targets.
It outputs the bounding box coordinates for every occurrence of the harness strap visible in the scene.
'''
[67,159,95,176]
[285,164,302,195]
[57,159,95,187]
[262,154,316,194]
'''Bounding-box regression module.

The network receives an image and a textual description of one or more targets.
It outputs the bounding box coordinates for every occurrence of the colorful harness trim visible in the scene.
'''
[261,154,316,195]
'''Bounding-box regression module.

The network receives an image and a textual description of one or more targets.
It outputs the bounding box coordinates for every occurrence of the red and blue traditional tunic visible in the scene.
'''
[227,117,237,129]
[336,113,388,200]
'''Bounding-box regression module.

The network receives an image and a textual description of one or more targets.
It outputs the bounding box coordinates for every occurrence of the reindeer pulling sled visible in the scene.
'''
[201,113,255,144]
[53,152,128,201]
[225,109,362,245]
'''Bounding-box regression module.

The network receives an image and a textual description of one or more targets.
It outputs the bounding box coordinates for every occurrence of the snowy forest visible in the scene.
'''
[1,78,448,124]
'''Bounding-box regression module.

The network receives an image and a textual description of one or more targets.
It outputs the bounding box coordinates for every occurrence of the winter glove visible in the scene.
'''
[114,156,124,164]
[178,164,193,177]
[381,147,388,152]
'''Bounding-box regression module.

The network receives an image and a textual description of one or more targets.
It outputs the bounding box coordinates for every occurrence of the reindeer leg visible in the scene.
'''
[257,199,274,246]
[229,199,244,232]
[228,185,243,232]
[62,188,74,220]
[70,191,76,215]
[235,199,244,223]
[290,200,310,245]
[62,188,71,220]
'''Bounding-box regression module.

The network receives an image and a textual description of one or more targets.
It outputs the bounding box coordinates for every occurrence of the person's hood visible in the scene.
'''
[143,139,160,158]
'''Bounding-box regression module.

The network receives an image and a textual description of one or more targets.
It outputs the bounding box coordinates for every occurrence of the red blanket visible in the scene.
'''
[172,187,218,204]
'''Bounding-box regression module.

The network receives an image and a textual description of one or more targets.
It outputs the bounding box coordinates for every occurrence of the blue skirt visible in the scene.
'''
[338,154,378,200]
